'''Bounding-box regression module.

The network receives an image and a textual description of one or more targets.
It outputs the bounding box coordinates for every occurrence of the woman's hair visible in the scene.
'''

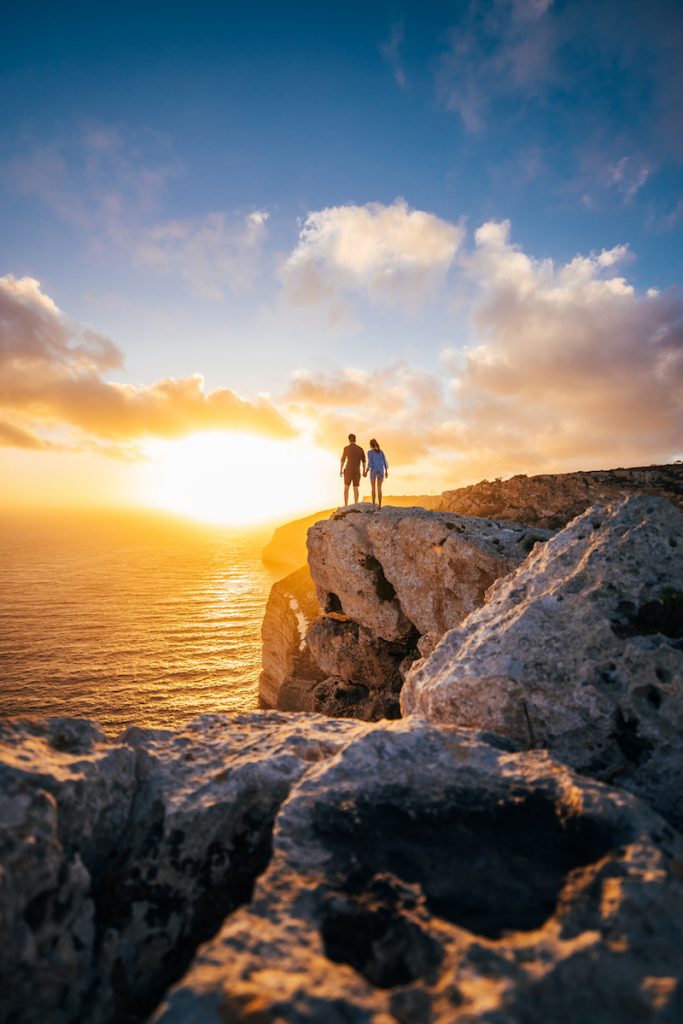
[369,438,380,450]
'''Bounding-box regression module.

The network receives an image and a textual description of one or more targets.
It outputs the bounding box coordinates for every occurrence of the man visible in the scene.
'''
[339,433,366,505]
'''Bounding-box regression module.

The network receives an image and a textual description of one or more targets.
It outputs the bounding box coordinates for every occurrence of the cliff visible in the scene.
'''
[5,475,683,1021]
[438,462,683,528]
[261,496,441,575]
[261,509,335,573]
[259,504,548,717]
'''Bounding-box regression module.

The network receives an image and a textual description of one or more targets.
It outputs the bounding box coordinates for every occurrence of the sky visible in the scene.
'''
[1,0,682,521]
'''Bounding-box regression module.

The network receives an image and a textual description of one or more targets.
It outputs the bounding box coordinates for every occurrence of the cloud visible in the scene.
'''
[0,275,294,453]
[379,21,408,89]
[282,199,464,309]
[2,128,267,298]
[135,210,269,299]
[283,219,683,485]
[608,156,653,202]
[437,0,558,133]
[0,420,57,451]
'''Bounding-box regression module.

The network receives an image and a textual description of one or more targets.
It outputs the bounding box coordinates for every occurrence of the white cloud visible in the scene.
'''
[608,156,653,202]
[379,21,408,90]
[283,199,464,308]
[135,209,269,298]
[283,219,683,484]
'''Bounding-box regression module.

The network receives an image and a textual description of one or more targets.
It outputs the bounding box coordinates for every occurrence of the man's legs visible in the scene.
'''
[353,483,360,503]
[343,483,350,505]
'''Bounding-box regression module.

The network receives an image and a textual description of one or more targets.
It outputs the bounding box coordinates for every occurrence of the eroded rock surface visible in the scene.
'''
[438,462,683,529]
[0,713,368,1024]
[403,496,683,830]
[303,504,548,695]
[154,722,683,1023]
[258,565,324,711]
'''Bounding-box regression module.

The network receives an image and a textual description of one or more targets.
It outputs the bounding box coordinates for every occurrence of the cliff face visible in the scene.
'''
[259,504,548,717]
[438,462,683,528]
[3,714,683,1024]
[258,565,324,710]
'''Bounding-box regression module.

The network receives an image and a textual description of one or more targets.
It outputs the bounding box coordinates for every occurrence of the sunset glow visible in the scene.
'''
[141,432,334,525]
[1,2,682,515]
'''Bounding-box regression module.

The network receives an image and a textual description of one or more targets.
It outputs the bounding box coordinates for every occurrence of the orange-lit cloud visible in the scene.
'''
[0,275,294,454]
[283,219,683,484]
[282,199,464,308]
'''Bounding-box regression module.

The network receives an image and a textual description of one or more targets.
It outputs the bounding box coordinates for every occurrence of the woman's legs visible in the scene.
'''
[376,476,383,508]
[371,476,377,504]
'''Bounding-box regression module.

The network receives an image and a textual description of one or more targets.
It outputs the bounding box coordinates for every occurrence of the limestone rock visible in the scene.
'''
[258,565,325,711]
[307,504,415,642]
[0,713,368,1024]
[307,503,548,648]
[402,496,683,830]
[154,721,683,1024]
[307,613,410,683]
[438,462,683,529]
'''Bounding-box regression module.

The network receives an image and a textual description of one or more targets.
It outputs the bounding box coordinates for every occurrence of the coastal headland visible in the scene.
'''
[2,463,682,1022]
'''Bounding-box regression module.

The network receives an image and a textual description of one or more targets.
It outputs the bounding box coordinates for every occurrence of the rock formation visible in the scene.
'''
[261,497,442,575]
[4,713,682,1023]
[261,509,335,573]
[402,495,683,830]
[258,565,324,711]
[438,462,683,529]
[260,504,548,715]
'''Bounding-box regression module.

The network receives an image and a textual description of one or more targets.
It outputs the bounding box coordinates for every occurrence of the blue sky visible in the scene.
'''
[1,0,682,510]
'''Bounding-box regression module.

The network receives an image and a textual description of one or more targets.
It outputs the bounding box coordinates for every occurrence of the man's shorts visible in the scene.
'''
[344,467,361,486]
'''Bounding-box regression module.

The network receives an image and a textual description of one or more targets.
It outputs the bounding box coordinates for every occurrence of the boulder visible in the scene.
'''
[438,462,683,529]
[258,565,325,711]
[153,721,683,1024]
[402,496,683,830]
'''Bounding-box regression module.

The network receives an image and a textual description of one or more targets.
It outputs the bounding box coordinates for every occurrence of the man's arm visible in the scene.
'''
[340,448,346,476]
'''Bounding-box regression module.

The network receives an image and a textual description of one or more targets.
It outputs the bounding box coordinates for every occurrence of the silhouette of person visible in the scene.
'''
[364,438,389,508]
[340,433,366,505]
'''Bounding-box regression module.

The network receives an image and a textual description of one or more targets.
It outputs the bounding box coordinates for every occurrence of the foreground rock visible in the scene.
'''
[0,713,368,1024]
[154,721,683,1023]
[4,714,683,1023]
[438,462,683,529]
[403,496,683,830]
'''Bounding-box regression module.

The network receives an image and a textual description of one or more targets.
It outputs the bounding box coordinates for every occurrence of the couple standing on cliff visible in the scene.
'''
[339,433,389,508]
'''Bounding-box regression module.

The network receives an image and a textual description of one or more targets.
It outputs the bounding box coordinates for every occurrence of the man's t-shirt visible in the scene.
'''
[342,443,366,472]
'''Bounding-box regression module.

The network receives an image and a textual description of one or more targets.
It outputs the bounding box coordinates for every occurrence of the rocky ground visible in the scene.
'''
[2,714,683,1024]
[437,463,683,529]
[3,465,683,1023]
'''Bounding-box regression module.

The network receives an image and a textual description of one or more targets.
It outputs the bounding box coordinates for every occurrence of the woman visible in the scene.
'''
[364,438,389,508]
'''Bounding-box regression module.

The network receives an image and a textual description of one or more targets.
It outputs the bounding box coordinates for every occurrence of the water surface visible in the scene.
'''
[0,509,278,736]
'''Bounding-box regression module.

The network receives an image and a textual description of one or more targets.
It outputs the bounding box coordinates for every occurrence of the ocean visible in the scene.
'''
[0,509,279,737]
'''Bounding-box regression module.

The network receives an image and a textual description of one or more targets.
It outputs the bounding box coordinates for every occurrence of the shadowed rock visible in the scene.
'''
[153,722,683,1023]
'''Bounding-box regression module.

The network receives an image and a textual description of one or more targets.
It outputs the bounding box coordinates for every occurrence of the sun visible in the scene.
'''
[141,431,334,525]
